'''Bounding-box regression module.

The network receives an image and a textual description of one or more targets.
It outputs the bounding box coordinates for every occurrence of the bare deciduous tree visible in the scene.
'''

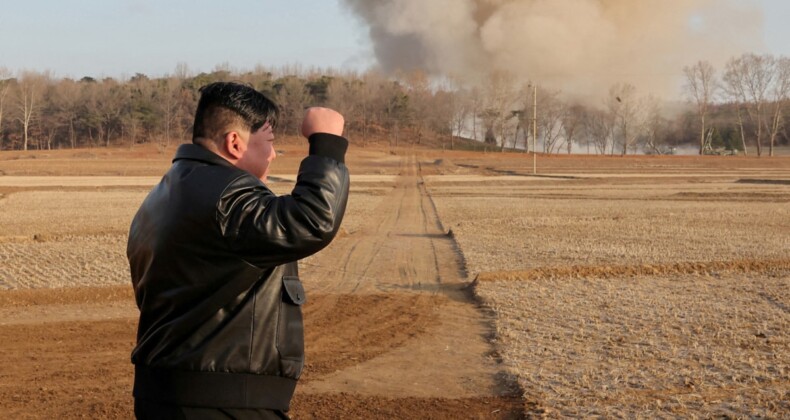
[327,70,386,146]
[562,104,584,154]
[683,61,717,154]
[326,75,359,138]
[401,70,432,145]
[50,78,83,149]
[91,78,129,148]
[767,56,790,156]
[537,88,566,154]
[0,67,12,150]
[581,107,611,155]
[723,53,775,156]
[448,84,472,150]
[16,71,50,151]
[157,76,189,148]
[607,83,643,155]
[642,95,671,154]
[273,75,309,136]
[481,71,518,151]
[429,88,456,150]
[720,66,750,155]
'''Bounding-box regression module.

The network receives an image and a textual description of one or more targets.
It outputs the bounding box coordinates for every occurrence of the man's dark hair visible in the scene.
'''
[192,82,279,144]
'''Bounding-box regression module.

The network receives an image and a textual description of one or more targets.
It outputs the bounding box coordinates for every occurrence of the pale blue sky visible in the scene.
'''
[0,0,788,79]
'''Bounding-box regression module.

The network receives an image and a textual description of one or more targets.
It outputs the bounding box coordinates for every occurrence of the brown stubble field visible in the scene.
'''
[0,142,788,418]
[423,152,790,417]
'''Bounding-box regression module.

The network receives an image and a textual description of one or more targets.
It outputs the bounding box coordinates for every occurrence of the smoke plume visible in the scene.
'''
[342,0,763,97]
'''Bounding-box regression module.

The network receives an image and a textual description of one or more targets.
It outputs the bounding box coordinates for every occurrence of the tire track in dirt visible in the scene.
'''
[293,155,522,417]
[304,155,458,294]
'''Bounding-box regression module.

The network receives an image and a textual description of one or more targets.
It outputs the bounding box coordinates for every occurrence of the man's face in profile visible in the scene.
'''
[236,123,276,181]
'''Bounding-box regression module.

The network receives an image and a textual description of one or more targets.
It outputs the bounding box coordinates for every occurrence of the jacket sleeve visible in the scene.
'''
[217,134,350,267]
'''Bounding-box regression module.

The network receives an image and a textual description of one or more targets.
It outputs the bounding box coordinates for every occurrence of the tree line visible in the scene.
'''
[1,53,788,155]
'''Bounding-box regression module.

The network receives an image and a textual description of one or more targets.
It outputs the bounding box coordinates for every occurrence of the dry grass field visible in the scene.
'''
[0,143,394,291]
[0,143,788,418]
[424,152,790,417]
[428,179,790,273]
[476,270,789,418]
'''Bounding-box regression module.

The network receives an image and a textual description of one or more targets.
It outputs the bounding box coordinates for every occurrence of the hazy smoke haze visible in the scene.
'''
[342,0,763,98]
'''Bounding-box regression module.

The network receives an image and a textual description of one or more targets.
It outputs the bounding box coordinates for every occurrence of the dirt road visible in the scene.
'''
[0,156,523,419]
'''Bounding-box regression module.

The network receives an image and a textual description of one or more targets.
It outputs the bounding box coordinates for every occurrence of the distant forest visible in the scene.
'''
[1,53,788,156]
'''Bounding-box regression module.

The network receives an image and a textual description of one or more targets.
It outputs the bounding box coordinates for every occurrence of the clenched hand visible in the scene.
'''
[301,107,344,138]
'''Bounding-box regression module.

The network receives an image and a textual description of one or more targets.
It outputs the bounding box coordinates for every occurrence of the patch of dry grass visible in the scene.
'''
[476,270,790,417]
[0,235,129,289]
[0,185,386,290]
[431,183,790,276]
[429,169,790,417]
[0,190,147,238]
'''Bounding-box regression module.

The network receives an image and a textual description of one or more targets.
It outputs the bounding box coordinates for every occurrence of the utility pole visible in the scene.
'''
[532,84,537,174]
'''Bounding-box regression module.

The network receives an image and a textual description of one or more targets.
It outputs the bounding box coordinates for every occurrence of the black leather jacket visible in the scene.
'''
[127,135,349,410]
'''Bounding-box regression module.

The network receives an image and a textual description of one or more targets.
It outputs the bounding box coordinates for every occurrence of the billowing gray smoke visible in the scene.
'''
[342,0,763,97]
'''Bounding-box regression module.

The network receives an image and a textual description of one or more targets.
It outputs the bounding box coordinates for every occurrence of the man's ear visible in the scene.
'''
[223,131,247,160]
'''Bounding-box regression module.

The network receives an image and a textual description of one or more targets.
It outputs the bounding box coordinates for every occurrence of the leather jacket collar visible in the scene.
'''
[173,143,235,168]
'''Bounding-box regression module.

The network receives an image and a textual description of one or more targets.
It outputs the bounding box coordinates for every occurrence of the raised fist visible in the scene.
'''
[301,107,344,138]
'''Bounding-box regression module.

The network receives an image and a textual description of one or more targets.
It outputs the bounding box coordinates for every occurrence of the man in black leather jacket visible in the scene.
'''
[127,82,349,419]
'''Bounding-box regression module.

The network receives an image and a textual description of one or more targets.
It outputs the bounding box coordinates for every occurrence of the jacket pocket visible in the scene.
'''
[277,275,305,379]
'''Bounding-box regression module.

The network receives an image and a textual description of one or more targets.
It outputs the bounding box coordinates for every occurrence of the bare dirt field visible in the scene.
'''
[0,144,788,418]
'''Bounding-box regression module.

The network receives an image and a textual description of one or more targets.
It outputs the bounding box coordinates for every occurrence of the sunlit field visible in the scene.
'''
[1,145,788,417]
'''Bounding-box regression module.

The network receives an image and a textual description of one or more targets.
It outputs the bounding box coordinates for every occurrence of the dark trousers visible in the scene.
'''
[134,399,290,420]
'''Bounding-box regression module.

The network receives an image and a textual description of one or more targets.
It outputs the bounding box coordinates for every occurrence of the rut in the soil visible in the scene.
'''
[295,155,520,401]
